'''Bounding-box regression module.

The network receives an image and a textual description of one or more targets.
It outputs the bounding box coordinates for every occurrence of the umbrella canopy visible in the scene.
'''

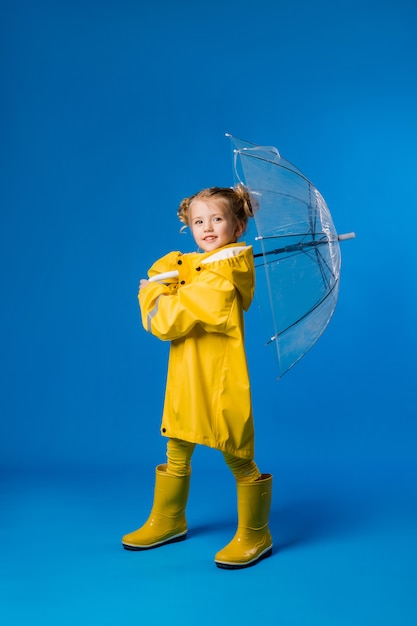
[227,134,354,379]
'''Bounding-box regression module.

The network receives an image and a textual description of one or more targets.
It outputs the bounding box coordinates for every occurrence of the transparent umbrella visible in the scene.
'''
[227,134,355,379]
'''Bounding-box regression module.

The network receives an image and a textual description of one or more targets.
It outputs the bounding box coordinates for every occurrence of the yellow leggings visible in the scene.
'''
[166,438,261,482]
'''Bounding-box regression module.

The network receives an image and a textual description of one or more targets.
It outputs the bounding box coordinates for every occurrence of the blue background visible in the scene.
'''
[1,0,416,624]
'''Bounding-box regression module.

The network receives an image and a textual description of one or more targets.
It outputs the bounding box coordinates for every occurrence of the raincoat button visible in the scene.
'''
[196,267,201,271]
[177,259,182,265]
[162,428,166,433]
[180,280,185,285]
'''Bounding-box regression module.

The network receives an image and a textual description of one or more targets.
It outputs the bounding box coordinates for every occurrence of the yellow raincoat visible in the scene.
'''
[138,243,255,459]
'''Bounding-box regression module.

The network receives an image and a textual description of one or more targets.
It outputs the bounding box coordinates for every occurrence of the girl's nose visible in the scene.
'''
[204,222,213,232]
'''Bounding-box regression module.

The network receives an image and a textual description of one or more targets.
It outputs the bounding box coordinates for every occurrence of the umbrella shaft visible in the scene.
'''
[254,238,329,258]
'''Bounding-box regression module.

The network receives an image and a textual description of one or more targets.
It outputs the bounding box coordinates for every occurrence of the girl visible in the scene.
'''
[122,184,272,569]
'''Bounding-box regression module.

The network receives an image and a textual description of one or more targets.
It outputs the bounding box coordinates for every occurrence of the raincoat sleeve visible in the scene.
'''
[138,277,236,342]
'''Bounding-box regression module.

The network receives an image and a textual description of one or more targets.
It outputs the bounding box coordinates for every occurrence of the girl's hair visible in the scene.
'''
[177,183,257,233]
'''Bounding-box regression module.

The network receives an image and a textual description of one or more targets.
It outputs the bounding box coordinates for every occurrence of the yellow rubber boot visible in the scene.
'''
[122,464,190,550]
[215,473,273,569]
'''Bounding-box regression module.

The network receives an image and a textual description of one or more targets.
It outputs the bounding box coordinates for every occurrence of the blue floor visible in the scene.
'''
[1,458,416,625]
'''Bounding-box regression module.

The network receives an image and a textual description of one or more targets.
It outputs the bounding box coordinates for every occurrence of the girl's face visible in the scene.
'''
[189,199,244,253]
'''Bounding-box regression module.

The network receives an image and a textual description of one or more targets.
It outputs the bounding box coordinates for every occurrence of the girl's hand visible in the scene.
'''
[139,279,150,291]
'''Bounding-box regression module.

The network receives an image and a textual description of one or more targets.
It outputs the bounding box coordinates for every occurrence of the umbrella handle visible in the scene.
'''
[148,270,179,283]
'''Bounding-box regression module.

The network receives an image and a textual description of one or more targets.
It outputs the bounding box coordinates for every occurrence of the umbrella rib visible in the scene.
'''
[255,247,338,286]
[254,246,314,268]
[311,246,335,289]
[266,279,339,345]
[239,152,312,185]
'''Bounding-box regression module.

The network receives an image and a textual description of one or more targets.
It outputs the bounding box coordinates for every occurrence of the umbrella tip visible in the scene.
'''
[338,232,356,241]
